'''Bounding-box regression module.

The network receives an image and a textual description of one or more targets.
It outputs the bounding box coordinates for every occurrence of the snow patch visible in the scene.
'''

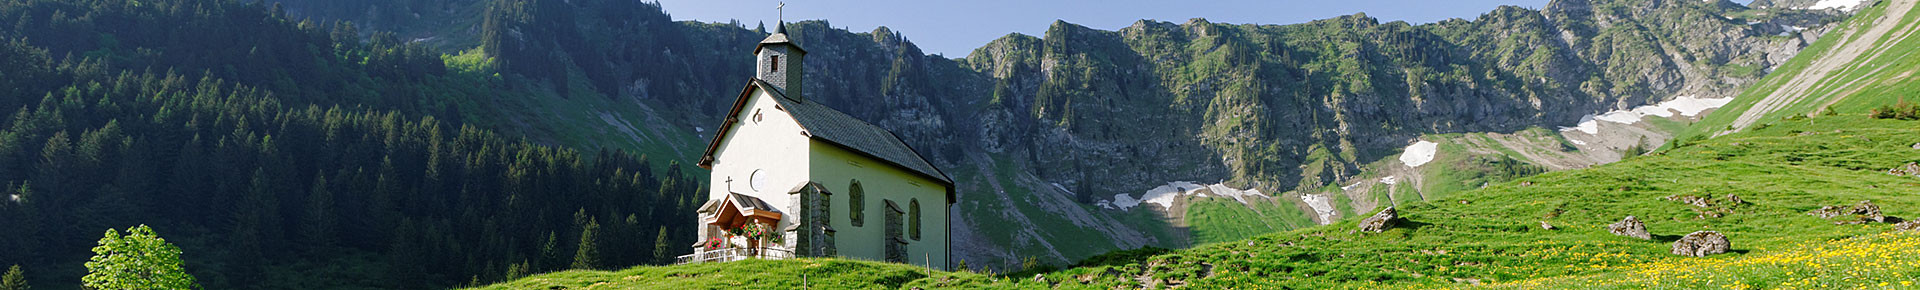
[1301,194,1338,223]
[1109,193,1141,210]
[1140,182,1198,210]
[1808,0,1864,10]
[1381,176,1399,185]
[1561,114,1601,134]
[1562,96,1733,133]
[1595,110,1647,124]
[1341,182,1364,191]
[1399,141,1440,167]
[1108,181,1268,211]
[1205,184,1270,205]
[1569,138,1588,145]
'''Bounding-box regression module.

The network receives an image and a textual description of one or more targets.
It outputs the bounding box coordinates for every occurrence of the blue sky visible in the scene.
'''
[652,0,1553,57]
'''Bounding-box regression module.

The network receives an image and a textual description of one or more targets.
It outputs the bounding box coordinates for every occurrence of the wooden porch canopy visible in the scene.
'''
[698,193,784,230]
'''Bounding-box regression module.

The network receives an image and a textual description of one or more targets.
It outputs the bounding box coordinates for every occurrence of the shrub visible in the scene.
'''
[1870,98,1920,120]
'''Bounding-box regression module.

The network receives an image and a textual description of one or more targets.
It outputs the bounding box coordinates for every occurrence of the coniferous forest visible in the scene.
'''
[0,0,703,288]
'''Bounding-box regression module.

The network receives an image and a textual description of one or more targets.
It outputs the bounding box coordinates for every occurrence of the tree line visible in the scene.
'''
[0,0,707,288]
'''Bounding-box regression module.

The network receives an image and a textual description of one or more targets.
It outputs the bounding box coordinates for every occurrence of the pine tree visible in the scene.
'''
[302,174,336,250]
[652,226,671,264]
[539,231,560,270]
[1,264,25,290]
[504,260,529,280]
[571,218,601,270]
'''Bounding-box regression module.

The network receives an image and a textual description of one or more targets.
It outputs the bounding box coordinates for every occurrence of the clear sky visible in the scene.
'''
[652,0,1553,57]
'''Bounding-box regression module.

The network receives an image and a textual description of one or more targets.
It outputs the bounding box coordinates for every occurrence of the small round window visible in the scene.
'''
[749,169,770,192]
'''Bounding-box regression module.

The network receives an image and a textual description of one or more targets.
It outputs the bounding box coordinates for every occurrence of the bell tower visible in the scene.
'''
[756,21,805,101]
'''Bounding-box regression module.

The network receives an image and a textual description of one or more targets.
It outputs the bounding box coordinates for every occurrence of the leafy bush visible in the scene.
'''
[83,225,196,290]
[1870,98,1920,120]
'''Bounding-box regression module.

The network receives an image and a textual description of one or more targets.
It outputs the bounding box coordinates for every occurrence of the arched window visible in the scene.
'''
[850,180,864,227]
[909,198,921,240]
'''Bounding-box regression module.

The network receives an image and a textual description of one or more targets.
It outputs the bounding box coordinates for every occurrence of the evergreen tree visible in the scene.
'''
[302,174,336,250]
[571,218,601,270]
[652,226,672,265]
[1,264,25,290]
[539,231,560,271]
[83,225,196,290]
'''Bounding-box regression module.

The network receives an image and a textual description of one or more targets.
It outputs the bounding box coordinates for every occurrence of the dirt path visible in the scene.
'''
[1730,0,1919,131]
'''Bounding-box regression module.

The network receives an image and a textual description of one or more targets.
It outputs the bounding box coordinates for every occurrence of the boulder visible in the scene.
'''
[1897,220,1920,232]
[1670,231,1731,257]
[1539,221,1556,230]
[1358,208,1399,233]
[1724,194,1745,205]
[1608,216,1652,240]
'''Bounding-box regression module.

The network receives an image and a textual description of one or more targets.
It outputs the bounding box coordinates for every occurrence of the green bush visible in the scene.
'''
[1870,98,1920,120]
[83,225,196,290]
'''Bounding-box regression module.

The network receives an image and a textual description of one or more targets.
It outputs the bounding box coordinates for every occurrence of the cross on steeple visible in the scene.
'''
[777,2,785,24]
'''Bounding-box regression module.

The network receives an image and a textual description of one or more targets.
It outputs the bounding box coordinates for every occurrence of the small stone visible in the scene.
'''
[1912,143,1920,150]
[1896,220,1920,232]
[1724,194,1745,205]
[1358,208,1400,233]
[1608,216,1652,240]
[1539,221,1555,230]
[1032,274,1049,284]
[1665,194,1712,208]
[1671,231,1731,257]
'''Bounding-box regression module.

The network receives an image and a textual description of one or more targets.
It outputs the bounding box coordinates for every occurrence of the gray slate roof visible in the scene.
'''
[756,80,952,185]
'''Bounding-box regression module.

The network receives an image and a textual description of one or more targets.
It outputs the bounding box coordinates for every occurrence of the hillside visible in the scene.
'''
[194,0,1857,269]
[474,112,1920,289]
[1689,0,1920,139]
[0,2,1868,288]
[475,0,1920,287]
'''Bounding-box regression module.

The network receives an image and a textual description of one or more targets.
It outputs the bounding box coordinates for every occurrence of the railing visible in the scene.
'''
[675,247,795,265]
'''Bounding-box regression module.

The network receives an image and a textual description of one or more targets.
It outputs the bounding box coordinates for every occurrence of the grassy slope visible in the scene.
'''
[476,115,1920,289]
[1687,0,1920,139]
[1021,115,1920,288]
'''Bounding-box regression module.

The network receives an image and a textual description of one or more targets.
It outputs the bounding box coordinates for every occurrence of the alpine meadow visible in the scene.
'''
[3,0,1919,289]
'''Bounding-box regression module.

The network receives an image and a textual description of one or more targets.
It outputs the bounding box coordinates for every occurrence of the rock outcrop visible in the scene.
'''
[1896,220,1920,232]
[1540,221,1556,230]
[1671,231,1731,257]
[1810,200,1888,224]
[1358,208,1400,233]
[1890,163,1920,176]
[1608,216,1652,240]
[1665,195,1713,208]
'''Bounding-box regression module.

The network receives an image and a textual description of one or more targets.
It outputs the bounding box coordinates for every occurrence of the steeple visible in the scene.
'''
[756,3,805,101]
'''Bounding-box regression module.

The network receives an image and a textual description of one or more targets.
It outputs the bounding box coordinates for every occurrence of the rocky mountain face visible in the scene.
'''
[271,0,1844,269]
